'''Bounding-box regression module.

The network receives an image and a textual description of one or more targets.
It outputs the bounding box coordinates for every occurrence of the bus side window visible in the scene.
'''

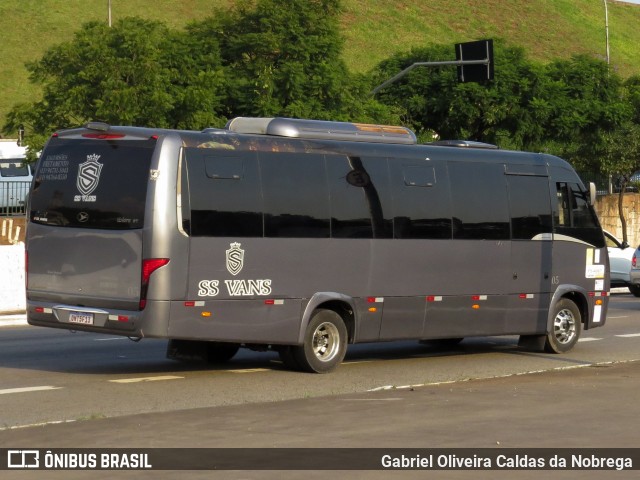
[507,175,553,240]
[554,182,604,247]
[186,148,263,237]
[449,161,510,240]
[327,155,393,239]
[261,152,330,238]
[391,162,452,239]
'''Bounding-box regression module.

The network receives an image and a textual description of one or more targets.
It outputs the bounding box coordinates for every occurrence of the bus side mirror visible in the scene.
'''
[589,182,597,206]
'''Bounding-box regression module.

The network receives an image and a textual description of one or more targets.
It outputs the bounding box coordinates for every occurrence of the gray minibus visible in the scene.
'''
[26,117,609,372]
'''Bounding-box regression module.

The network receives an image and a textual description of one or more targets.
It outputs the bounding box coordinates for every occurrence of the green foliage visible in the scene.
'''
[372,41,550,148]
[4,16,226,153]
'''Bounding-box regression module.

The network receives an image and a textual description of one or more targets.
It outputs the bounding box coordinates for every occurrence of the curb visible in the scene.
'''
[0,313,27,327]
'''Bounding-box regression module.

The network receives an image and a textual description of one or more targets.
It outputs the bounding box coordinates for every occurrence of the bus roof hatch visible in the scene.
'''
[225,117,417,145]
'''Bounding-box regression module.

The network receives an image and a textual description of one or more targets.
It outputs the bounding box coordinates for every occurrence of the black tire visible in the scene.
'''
[278,346,302,371]
[292,309,347,374]
[544,299,581,353]
[206,342,240,363]
[629,285,640,297]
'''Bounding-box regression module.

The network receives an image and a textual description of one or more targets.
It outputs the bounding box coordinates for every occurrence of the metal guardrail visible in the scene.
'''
[0,181,31,216]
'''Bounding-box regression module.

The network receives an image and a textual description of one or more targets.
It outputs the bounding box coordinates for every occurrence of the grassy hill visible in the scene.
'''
[2,0,640,135]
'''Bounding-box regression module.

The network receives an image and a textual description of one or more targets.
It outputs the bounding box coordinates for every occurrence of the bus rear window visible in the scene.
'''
[30,137,156,229]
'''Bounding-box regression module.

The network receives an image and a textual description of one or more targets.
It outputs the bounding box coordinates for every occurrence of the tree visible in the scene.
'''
[371,41,547,148]
[539,55,629,171]
[3,17,228,160]
[206,0,391,122]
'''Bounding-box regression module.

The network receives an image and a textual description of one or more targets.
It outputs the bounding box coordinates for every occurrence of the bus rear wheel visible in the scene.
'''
[544,299,581,353]
[291,309,347,373]
[206,342,240,363]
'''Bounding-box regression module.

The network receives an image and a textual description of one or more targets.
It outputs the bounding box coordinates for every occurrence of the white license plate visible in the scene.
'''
[69,312,94,325]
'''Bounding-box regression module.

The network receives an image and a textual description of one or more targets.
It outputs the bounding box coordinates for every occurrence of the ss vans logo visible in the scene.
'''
[198,243,273,297]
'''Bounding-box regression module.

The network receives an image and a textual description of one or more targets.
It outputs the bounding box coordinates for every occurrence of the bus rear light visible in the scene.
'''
[633,255,637,268]
[35,307,44,313]
[82,133,125,139]
[139,258,170,310]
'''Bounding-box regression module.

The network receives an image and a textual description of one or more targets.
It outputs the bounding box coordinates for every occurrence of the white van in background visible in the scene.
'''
[0,139,32,215]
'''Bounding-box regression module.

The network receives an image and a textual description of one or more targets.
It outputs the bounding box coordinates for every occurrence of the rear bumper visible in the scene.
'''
[26,300,170,338]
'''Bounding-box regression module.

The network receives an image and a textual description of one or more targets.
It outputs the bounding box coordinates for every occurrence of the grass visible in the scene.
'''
[2,0,640,133]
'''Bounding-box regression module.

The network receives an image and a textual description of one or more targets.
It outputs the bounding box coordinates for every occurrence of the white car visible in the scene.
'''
[604,230,640,296]
[629,245,640,297]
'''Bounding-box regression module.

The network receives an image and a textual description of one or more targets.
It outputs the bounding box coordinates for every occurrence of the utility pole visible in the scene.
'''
[604,0,610,67]
[108,0,112,27]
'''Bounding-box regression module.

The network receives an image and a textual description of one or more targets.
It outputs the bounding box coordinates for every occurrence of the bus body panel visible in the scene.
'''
[25,119,609,361]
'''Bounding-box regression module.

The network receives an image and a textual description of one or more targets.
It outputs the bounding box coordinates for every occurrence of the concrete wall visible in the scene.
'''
[596,193,640,247]
[0,243,25,314]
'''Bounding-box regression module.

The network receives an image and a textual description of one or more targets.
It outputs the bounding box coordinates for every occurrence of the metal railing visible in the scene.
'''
[0,181,31,216]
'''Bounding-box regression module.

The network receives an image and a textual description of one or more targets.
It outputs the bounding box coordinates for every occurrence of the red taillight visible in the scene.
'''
[81,133,125,139]
[140,258,170,310]
[633,255,637,268]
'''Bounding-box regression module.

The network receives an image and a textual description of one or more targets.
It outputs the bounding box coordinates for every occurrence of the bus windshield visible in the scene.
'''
[30,137,156,229]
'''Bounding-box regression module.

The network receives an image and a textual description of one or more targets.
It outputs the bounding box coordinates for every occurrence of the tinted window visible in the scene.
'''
[30,138,155,229]
[0,161,29,177]
[507,175,552,239]
[261,152,330,238]
[391,162,452,239]
[554,182,604,247]
[186,149,263,237]
[328,156,393,239]
[449,161,510,240]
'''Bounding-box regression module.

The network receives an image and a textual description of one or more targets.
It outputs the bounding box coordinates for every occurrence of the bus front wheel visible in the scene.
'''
[544,299,581,354]
[291,309,347,373]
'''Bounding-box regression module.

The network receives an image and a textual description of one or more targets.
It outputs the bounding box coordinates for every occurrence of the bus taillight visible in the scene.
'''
[140,258,170,310]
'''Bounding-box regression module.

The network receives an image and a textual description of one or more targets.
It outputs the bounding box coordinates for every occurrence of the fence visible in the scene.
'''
[0,181,30,216]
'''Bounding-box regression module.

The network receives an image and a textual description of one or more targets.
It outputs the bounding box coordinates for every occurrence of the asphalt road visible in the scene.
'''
[1,293,639,479]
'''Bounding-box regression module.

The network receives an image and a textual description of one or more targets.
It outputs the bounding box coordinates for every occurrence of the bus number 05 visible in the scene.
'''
[551,276,560,285]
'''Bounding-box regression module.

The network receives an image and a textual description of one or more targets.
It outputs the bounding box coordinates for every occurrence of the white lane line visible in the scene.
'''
[109,376,184,384]
[225,368,270,374]
[0,420,76,432]
[616,333,640,338]
[578,337,601,342]
[0,386,62,395]
[94,337,129,341]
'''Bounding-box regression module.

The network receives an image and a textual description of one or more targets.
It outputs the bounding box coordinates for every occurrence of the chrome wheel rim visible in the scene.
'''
[312,322,340,362]
[553,308,577,344]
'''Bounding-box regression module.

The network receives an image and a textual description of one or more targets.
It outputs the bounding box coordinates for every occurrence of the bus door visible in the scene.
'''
[505,166,553,333]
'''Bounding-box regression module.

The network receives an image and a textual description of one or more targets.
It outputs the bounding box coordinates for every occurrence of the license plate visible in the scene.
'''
[69,311,94,325]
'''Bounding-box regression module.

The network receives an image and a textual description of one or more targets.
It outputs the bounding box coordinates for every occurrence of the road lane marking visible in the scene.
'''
[225,368,270,373]
[109,376,184,384]
[578,337,601,342]
[0,386,62,395]
[616,333,640,338]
